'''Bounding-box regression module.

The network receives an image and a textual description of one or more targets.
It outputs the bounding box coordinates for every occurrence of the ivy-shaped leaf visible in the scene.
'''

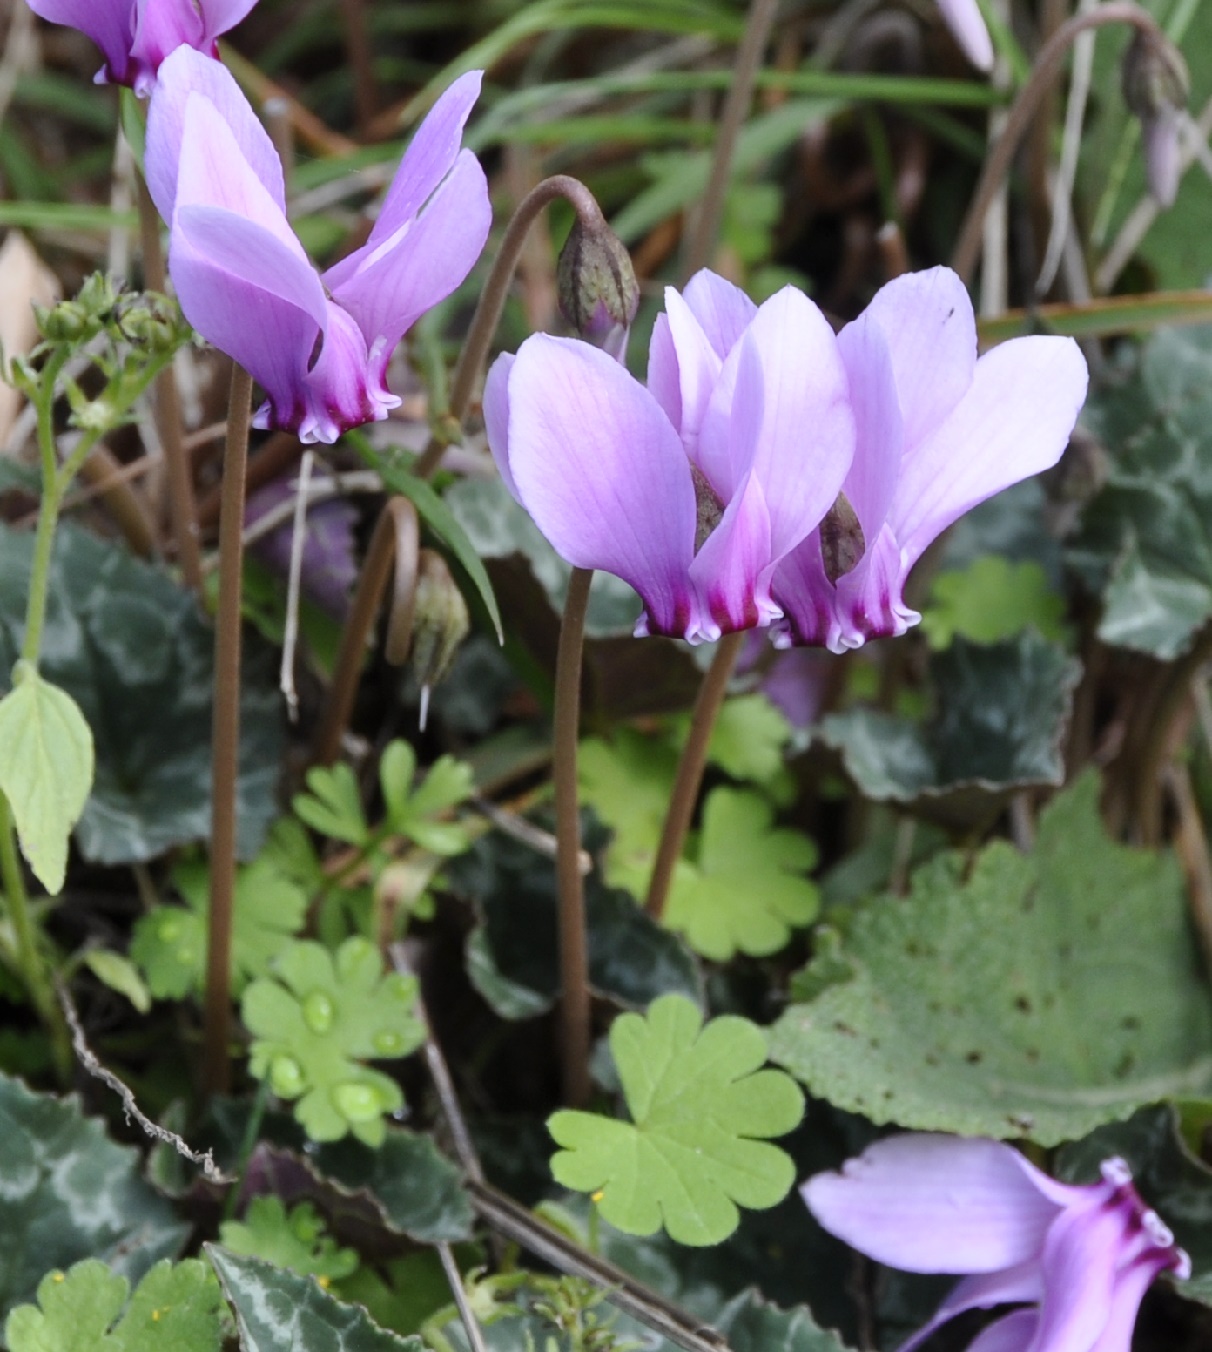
[294,763,369,845]
[5,1258,223,1352]
[130,853,307,1000]
[665,788,818,961]
[242,938,425,1146]
[548,994,803,1246]
[0,665,94,894]
[207,1247,424,1352]
[378,742,474,856]
[219,1198,358,1282]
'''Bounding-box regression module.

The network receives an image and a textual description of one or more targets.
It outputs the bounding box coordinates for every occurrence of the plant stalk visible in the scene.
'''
[644,631,744,921]
[553,566,594,1108]
[202,364,253,1096]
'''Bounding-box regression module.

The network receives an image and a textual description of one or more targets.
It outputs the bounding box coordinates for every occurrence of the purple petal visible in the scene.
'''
[937,0,994,70]
[760,646,832,729]
[197,0,259,43]
[802,1135,1063,1274]
[326,150,490,377]
[834,310,902,539]
[889,335,1088,566]
[724,286,854,560]
[964,1311,1041,1352]
[483,352,520,500]
[687,472,776,641]
[146,46,286,222]
[501,334,699,638]
[657,286,725,474]
[898,1260,1042,1352]
[25,0,134,85]
[130,0,206,91]
[1088,1253,1173,1352]
[291,303,398,443]
[681,268,757,359]
[1029,1197,1126,1352]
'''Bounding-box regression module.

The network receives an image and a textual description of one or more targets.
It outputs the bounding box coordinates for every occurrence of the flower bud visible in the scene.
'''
[1122,29,1189,206]
[556,215,640,362]
[35,300,99,345]
[408,550,470,729]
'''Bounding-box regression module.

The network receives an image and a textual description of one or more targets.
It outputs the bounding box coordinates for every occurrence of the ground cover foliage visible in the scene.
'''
[4,0,1212,1350]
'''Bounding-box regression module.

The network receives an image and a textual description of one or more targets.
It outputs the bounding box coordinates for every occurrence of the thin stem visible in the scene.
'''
[0,792,70,1079]
[645,631,744,921]
[337,0,378,135]
[21,351,70,666]
[137,175,203,592]
[202,364,253,1096]
[553,566,594,1108]
[951,3,1168,284]
[683,0,780,279]
[413,176,610,481]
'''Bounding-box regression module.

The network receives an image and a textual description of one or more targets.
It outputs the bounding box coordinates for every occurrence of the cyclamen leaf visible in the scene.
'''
[0,666,94,893]
[207,1247,423,1352]
[548,994,803,1246]
[664,787,818,961]
[5,1258,222,1352]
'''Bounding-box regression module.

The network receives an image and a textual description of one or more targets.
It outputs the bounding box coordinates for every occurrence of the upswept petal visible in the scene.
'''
[687,472,776,642]
[890,335,1088,566]
[483,353,519,500]
[937,0,994,70]
[681,269,756,359]
[966,1311,1042,1352]
[197,0,260,43]
[769,531,838,650]
[25,0,133,83]
[833,521,919,648]
[659,287,725,473]
[725,287,854,559]
[289,303,396,444]
[326,150,490,373]
[802,1135,1062,1274]
[846,267,975,460]
[1088,1252,1176,1352]
[835,309,902,538]
[500,335,699,638]
[130,0,207,91]
[147,46,286,223]
[1028,1197,1125,1352]
[898,1261,1043,1352]
[646,314,682,432]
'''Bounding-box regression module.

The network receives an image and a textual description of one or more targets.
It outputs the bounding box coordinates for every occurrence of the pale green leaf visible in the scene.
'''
[219,1198,358,1282]
[82,950,151,1014]
[293,763,370,845]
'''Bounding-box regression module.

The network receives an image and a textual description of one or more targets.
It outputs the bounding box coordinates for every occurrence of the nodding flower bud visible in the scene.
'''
[1122,28,1189,207]
[556,215,640,362]
[409,550,470,730]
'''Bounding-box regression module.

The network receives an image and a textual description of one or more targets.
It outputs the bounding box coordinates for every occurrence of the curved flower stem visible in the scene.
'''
[202,364,253,1096]
[951,2,1168,285]
[553,566,594,1107]
[413,175,611,481]
[683,0,781,280]
[644,631,745,922]
[0,793,70,1079]
[312,496,419,766]
[137,175,203,592]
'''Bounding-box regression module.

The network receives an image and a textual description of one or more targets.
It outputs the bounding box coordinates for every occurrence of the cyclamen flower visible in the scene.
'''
[771,267,1087,652]
[937,0,994,71]
[146,47,491,444]
[804,1134,1190,1352]
[485,271,855,644]
[25,0,257,95]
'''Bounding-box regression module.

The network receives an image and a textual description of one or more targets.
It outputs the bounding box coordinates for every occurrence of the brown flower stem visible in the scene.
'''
[311,496,419,766]
[77,445,157,558]
[413,175,610,481]
[553,566,594,1107]
[202,364,253,1096]
[137,175,203,592]
[645,630,744,921]
[337,0,378,136]
[683,0,780,280]
[951,3,1168,285]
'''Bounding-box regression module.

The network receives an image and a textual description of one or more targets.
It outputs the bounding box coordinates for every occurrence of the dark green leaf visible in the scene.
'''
[715,1289,854,1352]
[769,773,1212,1144]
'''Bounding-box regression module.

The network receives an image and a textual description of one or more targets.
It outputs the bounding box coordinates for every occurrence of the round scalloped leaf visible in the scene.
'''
[769,773,1212,1145]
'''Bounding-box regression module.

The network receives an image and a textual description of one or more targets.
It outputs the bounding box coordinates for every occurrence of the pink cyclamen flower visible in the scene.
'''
[25,0,257,95]
[804,1134,1190,1352]
[484,270,855,644]
[771,267,1088,652]
[145,47,491,444]
[937,0,994,71]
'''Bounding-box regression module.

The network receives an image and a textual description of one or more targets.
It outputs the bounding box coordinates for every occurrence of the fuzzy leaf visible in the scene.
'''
[0,667,93,893]
[207,1248,423,1352]
[769,773,1212,1144]
[243,938,425,1145]
[548,994,803,1246]
[220,1198,358,1282]
[664,788,818,961]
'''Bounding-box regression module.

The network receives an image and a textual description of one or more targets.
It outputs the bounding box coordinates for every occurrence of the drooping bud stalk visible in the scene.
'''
[408,550,470,730]
[556,215,640,362]
[819,490,865,585]
[1122,27,1189,207]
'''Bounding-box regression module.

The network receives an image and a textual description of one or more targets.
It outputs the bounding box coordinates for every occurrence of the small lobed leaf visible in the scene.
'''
[243,937,425,1146]
[578,730,678,897]
[207,1247,424,1352]
[664,787,818,961]
[378,745,474,856]
[919,556,1067,650]
[219,1198,358,1282]
[293,763,370,846]
[0,666,94,893]
[548,994,803,1246]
